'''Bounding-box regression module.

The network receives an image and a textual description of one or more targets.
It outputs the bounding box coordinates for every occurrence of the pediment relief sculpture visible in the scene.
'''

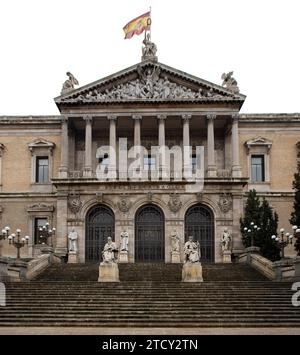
[58,63,242,104]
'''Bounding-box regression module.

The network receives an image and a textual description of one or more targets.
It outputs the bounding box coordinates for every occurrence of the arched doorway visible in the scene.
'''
[135,204,165,262]
[185,204,214,262]
[85,205,115,262]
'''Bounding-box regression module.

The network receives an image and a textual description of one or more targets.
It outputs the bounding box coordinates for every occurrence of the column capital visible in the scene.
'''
[206,113,217,121]
[232,113,239,122]
[83,115,93,123]
[157,114,167,121]
[182,114,192,122]
[107,115,117,121]
[132,114,142,120]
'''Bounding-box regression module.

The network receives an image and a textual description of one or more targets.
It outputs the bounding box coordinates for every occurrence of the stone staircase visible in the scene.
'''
[0,263,299,327]
[35,263,267,282]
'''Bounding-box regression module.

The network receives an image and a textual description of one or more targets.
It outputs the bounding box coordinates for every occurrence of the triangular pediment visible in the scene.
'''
[245,137,273,152]
[28,138,55,155]
[245,137,273,146]
[55,60,246,107]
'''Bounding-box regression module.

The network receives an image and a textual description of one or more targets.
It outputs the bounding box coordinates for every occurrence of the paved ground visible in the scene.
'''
[0,327,300,335]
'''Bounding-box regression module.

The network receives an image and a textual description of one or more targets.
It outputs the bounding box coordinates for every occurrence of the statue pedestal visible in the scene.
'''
[222,250,232,263]
[171,251,181,263]
[182,262,203,282]
[119,250,128,263]
[98,263,120,282]
[68,251,78,264]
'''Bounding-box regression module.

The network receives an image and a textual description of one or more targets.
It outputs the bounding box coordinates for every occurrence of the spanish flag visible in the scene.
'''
[123,11,151,39]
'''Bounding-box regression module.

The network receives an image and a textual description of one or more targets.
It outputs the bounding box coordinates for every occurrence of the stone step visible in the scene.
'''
[2,263,298,328]
[35,262,267,282]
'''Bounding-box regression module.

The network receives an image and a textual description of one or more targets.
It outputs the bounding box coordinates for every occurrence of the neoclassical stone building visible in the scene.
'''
[0,44,299,263]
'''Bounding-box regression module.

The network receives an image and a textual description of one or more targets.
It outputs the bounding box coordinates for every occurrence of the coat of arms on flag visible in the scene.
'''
[123,11,151,39]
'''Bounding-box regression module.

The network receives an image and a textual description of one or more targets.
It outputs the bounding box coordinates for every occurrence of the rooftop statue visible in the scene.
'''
[61,72,79,94]
[142,33,157,61]
[221,71,239,94]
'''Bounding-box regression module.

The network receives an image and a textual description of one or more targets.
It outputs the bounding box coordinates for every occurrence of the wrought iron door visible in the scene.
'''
[135,205,165,262]
[185,204,214,262]
[85,205,115,262]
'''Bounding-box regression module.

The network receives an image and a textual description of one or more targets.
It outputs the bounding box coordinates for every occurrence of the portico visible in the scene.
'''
[58,112,242,180]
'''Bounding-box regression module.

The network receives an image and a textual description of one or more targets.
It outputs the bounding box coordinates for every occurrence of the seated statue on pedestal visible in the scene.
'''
[101,237,118,264]
[184,236,201,263]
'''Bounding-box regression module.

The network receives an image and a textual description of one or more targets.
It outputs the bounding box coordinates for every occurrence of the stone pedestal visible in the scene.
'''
[68,251,78,264]
[222,250,232,263]
[119,250,128,263]
[274,258,295,281]
[171,251,181,263]
[98,262,120,282]
[182,262,203,282]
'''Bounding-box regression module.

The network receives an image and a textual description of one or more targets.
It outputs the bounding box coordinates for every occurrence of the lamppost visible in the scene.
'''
[38,222,55,247]
[7,228,29,259]
[0,226,10,241]
[271,227,294,259]
[244,222,261,247]
[292,226,300,256]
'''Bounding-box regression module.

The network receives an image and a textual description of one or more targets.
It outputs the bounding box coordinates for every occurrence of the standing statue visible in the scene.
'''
[142,33,157,61]
[170,229,180,252]
[102,237,118,263]
[68,228,78,252]
[184,236,201,263]
[61,72,79,94]
[221,71,239,94]
[120,230,129,251]
[221,228,232,252]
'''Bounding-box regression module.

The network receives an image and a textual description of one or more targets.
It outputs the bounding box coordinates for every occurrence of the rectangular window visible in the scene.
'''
[34,218,48,244]
[192,154,197,173]
[144,155,156,171]
[251,155,265,182]
[36,157,49,183]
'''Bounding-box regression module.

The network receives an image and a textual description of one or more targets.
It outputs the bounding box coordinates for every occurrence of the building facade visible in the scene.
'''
[0,45,299,263]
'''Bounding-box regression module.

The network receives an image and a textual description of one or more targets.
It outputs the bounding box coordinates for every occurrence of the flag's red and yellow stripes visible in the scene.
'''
[123,11,151,39]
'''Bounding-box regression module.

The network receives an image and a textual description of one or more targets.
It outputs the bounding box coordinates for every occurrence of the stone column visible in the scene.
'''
[55,193,68,258]
[182,114,192,177]
[83,115,93,178]
[231,114,242,177]
[206,113,217,177]
[132,115,142,146]
[108,115,117,179]
[158,115,167,178]
[58,116,69,178]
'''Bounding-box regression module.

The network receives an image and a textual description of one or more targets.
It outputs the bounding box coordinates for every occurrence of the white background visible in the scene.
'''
[0,0,299,115]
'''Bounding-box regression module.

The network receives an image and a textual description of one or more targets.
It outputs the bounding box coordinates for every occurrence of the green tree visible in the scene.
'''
[259,198,280,261]
[240,190,261,247]
[290,142,300,256]
[240,189,280,261]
